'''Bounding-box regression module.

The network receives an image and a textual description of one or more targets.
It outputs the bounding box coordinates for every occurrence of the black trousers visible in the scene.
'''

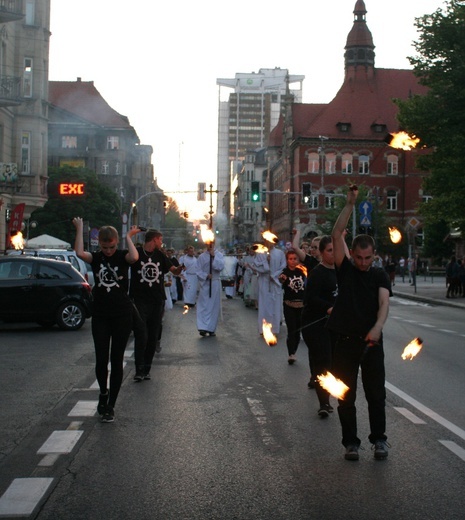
[133,300,164,372]
[283,304,302,355]
[332,335,387,447]
[92,312,133,407]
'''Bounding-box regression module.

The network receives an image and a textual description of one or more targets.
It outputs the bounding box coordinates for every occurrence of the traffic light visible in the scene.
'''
[251,181,260,202]
[302,182,312,203]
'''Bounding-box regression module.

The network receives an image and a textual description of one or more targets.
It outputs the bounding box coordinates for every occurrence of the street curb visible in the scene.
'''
[393,291,465,310]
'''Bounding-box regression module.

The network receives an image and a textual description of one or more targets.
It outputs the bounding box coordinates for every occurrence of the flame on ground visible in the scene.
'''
[316,371,349,400]
[387,131,420,151]
[389,227,402,244]
[182,305,189,315]
[401,337,423,360]
[200,224,215,244]
[262,230,278,244]
[262,319,277,346]
[11,231,25,250]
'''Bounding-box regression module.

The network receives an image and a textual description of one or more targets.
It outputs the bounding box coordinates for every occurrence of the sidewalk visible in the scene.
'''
[392,275,465,309]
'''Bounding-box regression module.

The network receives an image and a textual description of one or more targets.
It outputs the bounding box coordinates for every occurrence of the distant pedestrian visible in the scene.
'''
[180,245,198,307]
[72,217,140,423]
[196,242,225,336]
[398,256,406,282]
[446,255,460,298]
[385,255,397,286]
[279,250,306,365]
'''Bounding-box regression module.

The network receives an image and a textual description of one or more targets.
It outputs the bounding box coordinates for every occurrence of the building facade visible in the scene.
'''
[216,68,304,243]
[0,0,50,250]
[267,0,429,253]
[48,79,164,230]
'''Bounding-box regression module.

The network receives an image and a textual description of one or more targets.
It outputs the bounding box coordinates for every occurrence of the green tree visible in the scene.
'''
[396,0,465,234]
[30,167,122,244]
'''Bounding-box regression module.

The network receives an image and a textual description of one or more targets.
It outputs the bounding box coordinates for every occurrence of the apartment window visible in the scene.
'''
[101,160,109,175]
[387,154,398,175]
[325,190,336,209]
[25,0,35,25]
[359,155,369,175]
[386,190,397,211]
[61,135,77,149]
[422,194,432,203]
[107,136,119,150]
[325,153,336,174]
[307,152,319,173]
[115,161,121,175]
[21,132,31,174]
[23,58,33,98]
[342,153,353,174]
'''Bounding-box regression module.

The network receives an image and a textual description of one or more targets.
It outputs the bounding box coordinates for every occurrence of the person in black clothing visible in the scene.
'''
[130,230,183,381]
[73,217,140,423]
[279,250,307,365]
[327,187,391,461]
[301,235,338,418]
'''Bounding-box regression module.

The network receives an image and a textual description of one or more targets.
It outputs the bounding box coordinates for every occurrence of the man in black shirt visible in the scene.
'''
[327,187,391,461]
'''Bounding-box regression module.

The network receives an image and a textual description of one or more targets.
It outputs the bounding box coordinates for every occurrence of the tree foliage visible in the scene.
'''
[31,167,121,244]
[396,0,465,233]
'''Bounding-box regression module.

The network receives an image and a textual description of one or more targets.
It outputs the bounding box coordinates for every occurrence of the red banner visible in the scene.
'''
[8,203,25,233]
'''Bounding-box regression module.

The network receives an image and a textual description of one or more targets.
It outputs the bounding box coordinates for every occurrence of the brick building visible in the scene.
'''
[267,0,429,249]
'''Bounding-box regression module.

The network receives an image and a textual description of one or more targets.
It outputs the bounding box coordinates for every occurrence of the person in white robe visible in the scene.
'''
[196,245,225,336]
[221,251,238,299]
[180,245,198,307]
[243,249,258,308]
[251,242,286,335]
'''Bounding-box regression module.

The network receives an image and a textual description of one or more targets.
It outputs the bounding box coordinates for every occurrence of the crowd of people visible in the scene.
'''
[73,187,396,461]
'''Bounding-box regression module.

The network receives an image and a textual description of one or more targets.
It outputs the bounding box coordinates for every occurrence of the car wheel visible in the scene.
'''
[56,301,86,331]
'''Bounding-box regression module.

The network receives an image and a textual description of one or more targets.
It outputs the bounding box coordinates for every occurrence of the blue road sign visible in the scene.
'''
[359,201,373,215]
[360,215,372,226]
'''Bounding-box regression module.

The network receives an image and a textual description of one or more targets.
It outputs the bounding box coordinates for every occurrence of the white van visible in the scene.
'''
[6,249,94,286]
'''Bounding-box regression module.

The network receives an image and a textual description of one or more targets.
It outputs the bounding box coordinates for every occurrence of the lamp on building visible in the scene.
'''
[21,219,38,241]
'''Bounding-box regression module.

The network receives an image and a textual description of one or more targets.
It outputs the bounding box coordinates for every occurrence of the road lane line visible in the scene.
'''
[68,400,98,417]
[394,407,426,424]
[438,440,465,462]
[0,478,54,517]
[386,381,465,441]
[37,430,83,455]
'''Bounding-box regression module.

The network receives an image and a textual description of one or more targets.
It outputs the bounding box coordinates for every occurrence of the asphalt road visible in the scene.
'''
[0,293,464,519]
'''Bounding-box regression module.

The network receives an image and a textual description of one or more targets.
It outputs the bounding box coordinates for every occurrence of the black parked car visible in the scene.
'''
[0,256,93,331]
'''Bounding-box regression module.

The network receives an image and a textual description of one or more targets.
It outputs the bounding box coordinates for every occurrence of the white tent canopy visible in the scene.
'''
[26,234,71,249]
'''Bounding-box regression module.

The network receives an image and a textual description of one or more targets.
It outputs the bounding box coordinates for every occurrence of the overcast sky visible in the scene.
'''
[49,0,443,219]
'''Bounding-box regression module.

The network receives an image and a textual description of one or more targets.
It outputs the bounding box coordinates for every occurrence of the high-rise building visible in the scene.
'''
[216,68,304,241]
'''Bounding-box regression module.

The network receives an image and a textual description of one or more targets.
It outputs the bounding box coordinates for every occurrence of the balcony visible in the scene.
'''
[0,75,22,106]
[0,0,24,23]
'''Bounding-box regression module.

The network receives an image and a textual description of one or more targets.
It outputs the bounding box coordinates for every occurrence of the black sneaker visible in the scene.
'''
[133,371,144,382]
[101,406,115,423]
[345,444,360,461]
[97,392,108,415]
[199,330,207,336]
[318,404,331,418]
[143,372,151,380]
[373,440,389,460]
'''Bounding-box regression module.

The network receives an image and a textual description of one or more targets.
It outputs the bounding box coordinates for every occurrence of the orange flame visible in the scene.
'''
[297,264,308,277]
[316,372,349,400]
[389,227,402,244]
[200,224,215,244]
[401,337,423,360]
[262,231,278,244]
[262,319,277,346]
[251,244,269,254]
[182,305,189,315]
[11,231,25,250]
[388,131,420,151]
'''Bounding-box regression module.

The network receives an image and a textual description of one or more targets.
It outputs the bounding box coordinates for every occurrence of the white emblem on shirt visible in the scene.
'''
[138,258,161,287]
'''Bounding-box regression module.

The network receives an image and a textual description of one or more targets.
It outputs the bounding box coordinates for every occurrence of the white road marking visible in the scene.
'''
[246,397,278,447]
[394,407,426,424]
[68,400,98,417]
[386,381,465,442]
[37,430,83,455]
[438,329,455,334]
[0,478,54,517]
[438,440,465,462]
[37,453,60,467]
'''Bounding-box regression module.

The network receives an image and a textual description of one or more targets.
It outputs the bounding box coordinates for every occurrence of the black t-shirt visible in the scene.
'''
[303,254,319,272]
[303,264,338,322]
[326,256,392,337]
[130,247,173,303]
[91,250,132,317]
[281,266,306,302]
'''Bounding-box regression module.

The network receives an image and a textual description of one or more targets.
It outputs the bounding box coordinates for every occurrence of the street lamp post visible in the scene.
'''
[21,218,38,241]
